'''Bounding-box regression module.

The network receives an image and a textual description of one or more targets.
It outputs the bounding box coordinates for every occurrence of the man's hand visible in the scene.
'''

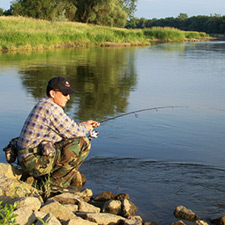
[82,120,100,131]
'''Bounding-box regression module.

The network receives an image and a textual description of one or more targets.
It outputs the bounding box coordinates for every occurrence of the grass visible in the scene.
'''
[143,27,210,41]
[0,16,210,52]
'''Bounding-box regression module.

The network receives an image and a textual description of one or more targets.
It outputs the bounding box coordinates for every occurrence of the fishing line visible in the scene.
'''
[99,105,225,123]
[89,105,225,139]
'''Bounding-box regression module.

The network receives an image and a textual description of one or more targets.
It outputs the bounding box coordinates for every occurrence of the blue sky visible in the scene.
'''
[1,0,225,19]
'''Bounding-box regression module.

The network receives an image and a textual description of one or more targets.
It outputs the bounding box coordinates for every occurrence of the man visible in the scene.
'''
[16,76,100,190]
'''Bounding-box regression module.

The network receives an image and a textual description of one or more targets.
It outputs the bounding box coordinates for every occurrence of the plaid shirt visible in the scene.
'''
[17,97,88,150]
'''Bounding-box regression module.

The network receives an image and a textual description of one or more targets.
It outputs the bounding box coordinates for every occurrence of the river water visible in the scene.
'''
[1,41,225,224]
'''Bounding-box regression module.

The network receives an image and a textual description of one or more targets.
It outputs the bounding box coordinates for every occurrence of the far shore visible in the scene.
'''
[0,16,212,52]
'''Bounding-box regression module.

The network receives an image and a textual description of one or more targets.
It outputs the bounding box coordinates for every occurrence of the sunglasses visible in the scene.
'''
[54,90,69,97]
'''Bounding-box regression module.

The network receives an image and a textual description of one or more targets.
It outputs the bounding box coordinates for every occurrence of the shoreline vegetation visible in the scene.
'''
[0,16,212,52]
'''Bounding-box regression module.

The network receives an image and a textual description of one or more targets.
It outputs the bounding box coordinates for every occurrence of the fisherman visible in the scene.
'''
[16,76,100,190]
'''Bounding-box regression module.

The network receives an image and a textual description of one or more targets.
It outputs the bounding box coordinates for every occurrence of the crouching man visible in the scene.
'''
[16,76,100,190]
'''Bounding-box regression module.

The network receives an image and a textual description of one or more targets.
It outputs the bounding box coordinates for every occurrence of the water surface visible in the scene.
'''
[1,42,225,224]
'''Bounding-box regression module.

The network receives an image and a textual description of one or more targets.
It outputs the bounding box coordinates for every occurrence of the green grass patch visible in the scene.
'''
[0,16,210,51]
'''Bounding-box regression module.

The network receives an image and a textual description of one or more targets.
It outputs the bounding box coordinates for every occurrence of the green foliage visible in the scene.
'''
[127,14,225,34]
[7,0,137,27]
[0,8,3,16]
[0,201,18,225]
[0,16,149,51]
[144,27,185,41]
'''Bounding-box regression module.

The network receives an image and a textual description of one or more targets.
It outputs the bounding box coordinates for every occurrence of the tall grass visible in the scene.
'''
[0,16,210,51]
[143,27,210,41]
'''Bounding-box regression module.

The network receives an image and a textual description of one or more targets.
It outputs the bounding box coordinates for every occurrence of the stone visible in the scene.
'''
[39,199,77,221]
[195,220,209,225]
[51,188,93,204]
[67,216,98,225]
[94,192,118,201]
[8,196,42,211]
[78,200,101,213]
[70,170,83,191]
[94,191,129,201]
[171,221,186,225]
[211,215,225,225]
[76,212,127,225]
[13,206,36,225]
[102,200,122,215]
[122,199,138,218]
[34,213,61,225]
[63,204,79,212]
[174,205,201,222]
[0,174,41,205]
[0,163,23,180]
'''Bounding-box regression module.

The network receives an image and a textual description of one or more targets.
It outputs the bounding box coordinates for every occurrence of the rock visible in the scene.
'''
[122,199,138,218]
[171,221,186,225]
[13,206,36,225]
[211,215,225,225]
[194,220,209,225]
[63,204,79,212]
[34,213,61,225]
[102,200,122,215]
[8,196,42,211]
[39,199,77,221]
[0,163,23,180]
[78,200,101,213]
[50,188,93,204]
[94,191,129,202]
[70,170,83,191]
[174,205,201,222]
[76,212,128,224]
[0,173,41,205]
[67,216,98,225]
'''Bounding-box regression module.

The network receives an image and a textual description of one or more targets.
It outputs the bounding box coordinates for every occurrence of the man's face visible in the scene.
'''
[52,90,70,107]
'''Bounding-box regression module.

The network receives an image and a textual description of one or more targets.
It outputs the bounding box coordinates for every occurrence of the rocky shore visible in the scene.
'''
[0,163,224,225]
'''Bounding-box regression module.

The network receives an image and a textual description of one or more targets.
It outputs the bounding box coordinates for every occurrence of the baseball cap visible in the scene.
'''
[47,77,76,95]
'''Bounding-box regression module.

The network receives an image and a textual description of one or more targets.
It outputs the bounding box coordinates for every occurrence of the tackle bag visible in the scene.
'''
[3,137,18,163]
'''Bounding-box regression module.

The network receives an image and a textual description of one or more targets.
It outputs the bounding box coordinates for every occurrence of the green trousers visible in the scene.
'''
[19,137,91,187]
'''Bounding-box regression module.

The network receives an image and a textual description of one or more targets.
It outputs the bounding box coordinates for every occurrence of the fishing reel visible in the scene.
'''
[89,129,99,140]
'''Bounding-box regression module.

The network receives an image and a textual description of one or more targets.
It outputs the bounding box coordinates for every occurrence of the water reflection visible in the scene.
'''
[5,48,138,121]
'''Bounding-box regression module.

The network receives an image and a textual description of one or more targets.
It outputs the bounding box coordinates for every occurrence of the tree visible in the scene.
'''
[73,0,128,27]
[119,0,137,18]
[0,8,3,16]
[10,0,77,21]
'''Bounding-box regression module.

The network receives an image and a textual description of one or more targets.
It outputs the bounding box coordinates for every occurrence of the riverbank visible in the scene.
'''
[1,162,224,225]
[0,16,210,52]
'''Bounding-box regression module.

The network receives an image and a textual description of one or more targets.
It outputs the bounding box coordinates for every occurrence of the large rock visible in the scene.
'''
[174,205,201,222]
[51,188,93,204]
[0,168,42,205]
[34,212,61,225]
[8,196,42,211]
[102,200,122,215]
[122,199,138,218]
[78,200,101,213]
[13,206,36,225]
[39,199,77,221]
[211,215,225,225]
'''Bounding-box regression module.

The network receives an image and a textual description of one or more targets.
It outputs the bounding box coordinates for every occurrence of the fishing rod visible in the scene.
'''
[89,105,225,139]
[100,105,225,123]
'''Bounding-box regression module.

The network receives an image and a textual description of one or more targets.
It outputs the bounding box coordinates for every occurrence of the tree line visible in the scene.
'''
[126,13,225,34]
[0,1,224,34]
[0,0,137,28]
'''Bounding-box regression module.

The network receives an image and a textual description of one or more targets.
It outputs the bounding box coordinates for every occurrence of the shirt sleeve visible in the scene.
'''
[49,103,89,139]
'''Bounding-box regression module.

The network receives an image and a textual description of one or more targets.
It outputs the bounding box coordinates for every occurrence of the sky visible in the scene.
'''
[0,0,225,19]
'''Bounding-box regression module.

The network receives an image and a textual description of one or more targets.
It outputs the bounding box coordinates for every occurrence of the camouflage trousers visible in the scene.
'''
[19,137,91,187]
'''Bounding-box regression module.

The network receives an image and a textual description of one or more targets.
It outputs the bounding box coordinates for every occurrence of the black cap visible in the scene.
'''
[47,77,75,95]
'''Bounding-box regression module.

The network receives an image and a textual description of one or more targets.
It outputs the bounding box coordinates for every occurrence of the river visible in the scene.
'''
[0,41,225,224]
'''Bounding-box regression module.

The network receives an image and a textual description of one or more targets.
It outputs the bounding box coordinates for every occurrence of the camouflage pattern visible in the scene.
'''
[19,137,91,187]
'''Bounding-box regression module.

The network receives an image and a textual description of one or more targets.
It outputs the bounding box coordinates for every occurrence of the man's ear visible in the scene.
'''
[49,90,55,98]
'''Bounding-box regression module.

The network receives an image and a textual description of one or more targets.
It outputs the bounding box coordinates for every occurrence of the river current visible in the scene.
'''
[0,41,225,224]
